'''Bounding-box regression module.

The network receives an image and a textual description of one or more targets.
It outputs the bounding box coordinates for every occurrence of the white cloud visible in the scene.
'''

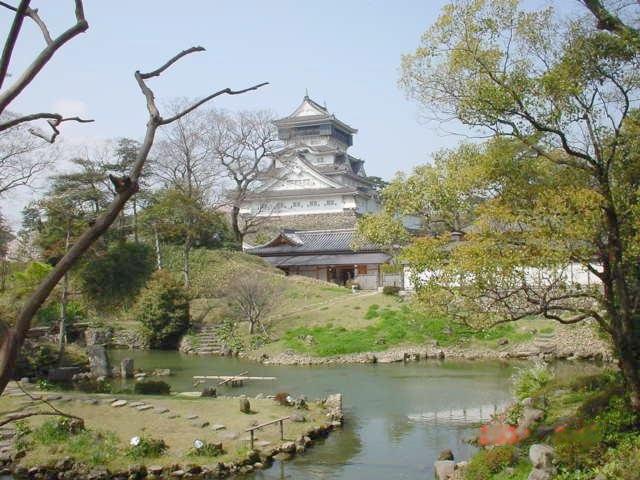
[51,98,89,118]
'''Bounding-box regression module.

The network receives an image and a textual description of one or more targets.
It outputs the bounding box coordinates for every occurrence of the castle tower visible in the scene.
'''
[240,95,379,236]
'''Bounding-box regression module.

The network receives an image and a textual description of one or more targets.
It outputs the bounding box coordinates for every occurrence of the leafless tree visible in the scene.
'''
[0,0,93,137]
[153,101,221,198]
[0,115,57,196]
[150,102,225,287]
[0,0,267,395]
[209,110,279,245]
[225,269,280,334]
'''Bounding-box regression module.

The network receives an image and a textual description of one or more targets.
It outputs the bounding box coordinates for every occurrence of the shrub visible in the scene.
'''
[594,395,639,441]
[80,241,154,308]
[382,285,401,295]
[553,425,604,471]
[134,380,171,395]
[14,341,89,380]
[598,434,640,480]
[67,430,119,466]
[465,445,517,480]
[126,436,168,459]
[132,270,190,349]
[32,418,84,445]
[13,420,31,451]
[75,376,114,394]
[511,361,553,400]
[35,300,86,327]
[188,439,224,457]
[569,372,620,393]
[364,304,380,319]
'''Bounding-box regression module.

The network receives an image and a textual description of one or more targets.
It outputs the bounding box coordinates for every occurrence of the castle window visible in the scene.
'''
[292,201,301,208]
[275,202,284,209]
[325,199,336,206]
[309,200,319,207]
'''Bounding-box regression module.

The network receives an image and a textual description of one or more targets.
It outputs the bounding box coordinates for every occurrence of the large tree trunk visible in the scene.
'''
[0,330,19,392]
[153,223,162,270]
[133,197,139,243]
[183,239,191,289]
[615,332,640,410]
[58,272,69,360]
[0,258,7,291]
[231,205,243,245]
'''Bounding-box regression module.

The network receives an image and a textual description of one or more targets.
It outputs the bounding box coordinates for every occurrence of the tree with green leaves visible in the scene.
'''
[79,241,154,309]
[141,187,232,288]
[132,270,190,349]
[395,0,640,409]
[102,138,149,242]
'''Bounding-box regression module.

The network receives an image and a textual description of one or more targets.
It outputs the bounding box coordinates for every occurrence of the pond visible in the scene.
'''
[108,351,518,479]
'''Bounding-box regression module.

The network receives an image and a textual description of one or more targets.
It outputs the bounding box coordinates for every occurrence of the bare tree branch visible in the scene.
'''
[0,0,29,91]
[0,45,268,394]
[160,83,269,125]
[0,0,89,114]
[138,46,205,79]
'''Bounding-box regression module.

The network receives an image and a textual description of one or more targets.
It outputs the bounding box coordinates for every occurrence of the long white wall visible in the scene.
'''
[403,262,602,291]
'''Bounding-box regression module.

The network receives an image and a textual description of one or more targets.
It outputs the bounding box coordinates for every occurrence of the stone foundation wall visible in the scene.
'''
[245,211,359,243]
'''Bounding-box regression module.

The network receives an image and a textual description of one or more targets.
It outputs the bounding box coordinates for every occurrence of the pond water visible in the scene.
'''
[108,351,518,480]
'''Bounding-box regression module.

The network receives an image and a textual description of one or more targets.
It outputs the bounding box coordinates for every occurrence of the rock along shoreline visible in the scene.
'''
[0,395,344,480]
[243,323,613,366]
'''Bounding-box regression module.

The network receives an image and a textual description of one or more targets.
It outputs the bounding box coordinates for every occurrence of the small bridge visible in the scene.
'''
[407,402,509,426]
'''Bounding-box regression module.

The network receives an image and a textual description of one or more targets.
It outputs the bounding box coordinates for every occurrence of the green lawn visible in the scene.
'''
[280,303,536,357]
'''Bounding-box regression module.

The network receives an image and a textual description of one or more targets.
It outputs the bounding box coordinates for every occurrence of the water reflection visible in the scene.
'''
[109,351,518,480]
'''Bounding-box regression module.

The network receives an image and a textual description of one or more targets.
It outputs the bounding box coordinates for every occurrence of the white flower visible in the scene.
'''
[194,439,204,449]
[286,395,293,404]
[130,436,141,447]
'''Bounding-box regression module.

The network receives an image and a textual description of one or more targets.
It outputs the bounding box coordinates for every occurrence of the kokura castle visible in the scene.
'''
[244,95,397,289]
[240,95,380,230]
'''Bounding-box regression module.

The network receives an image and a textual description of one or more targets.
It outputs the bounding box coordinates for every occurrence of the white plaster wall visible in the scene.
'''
[403,262,602,291]
[240,195,348,216]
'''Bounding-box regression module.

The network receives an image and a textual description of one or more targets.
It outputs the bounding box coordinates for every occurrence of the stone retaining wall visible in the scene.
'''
[245,211,359,243]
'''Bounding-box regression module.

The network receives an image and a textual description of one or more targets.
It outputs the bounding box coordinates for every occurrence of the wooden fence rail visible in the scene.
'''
[245,416,290,449]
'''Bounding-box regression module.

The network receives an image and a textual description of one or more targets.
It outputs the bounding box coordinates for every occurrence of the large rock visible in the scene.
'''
[239,396,251,414]
[528,469,553,480]
[48,367,81,382]
[84,328,112,346]
[434,460,455,480]
[325,393,343,422]
[529,444,554,470]
[517,408,544,436]
[438,449,454,461]
[86,345,110,378]
[120,358,134,379]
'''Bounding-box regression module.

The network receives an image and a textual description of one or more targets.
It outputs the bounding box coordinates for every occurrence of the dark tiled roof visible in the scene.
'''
[247,229,382,255]
[261,252,391,266]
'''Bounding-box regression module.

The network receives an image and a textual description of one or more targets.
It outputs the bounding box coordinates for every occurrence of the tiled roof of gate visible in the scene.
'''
[246,229,381,255]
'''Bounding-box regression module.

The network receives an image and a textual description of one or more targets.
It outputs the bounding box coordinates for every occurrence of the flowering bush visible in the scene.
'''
[187,439,224,457]
[126,436,168,459]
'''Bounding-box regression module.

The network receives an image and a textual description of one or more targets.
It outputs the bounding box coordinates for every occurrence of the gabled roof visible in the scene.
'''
[287,95,329,118]
[247,229,383,255]
[274,95,357,134]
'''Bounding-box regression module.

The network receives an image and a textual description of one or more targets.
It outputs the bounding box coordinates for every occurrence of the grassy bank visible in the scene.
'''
[2,384,334,473]
[277,303,536,357]
[459,367,640,480]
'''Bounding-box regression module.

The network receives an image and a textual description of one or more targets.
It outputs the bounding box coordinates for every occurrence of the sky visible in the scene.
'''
[2,0,575,227]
